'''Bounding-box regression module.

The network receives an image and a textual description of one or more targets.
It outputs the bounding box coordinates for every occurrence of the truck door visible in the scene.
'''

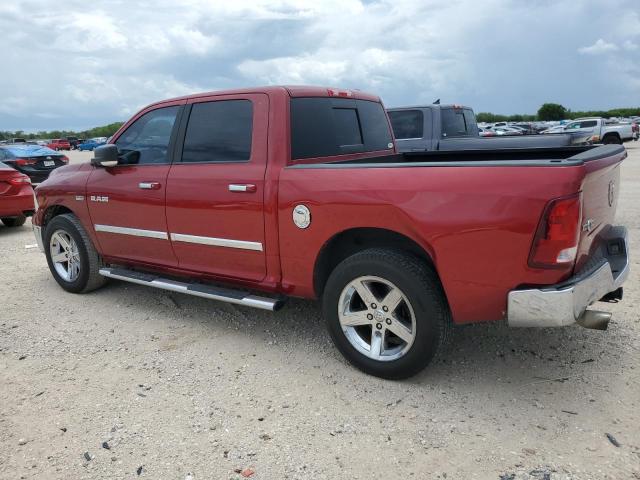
[165,94,268,282]
[564,119,598,143]
[86,102,183,266]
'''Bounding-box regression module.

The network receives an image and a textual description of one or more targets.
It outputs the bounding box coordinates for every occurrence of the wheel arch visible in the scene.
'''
[313,227,440,298]
[602,132,621,142]
[42,204,75,227]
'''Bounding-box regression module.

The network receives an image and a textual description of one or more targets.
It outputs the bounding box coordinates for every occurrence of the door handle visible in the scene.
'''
[228,184,256,193]
[139,182,161,190]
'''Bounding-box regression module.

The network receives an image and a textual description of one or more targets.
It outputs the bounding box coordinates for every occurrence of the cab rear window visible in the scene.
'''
[290,98,392,160]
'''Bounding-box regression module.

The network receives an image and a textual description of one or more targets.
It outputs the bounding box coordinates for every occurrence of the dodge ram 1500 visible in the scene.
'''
[32,86,629,379]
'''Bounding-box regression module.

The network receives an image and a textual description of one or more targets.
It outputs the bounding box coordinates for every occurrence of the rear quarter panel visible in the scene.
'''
[278,164,586,324]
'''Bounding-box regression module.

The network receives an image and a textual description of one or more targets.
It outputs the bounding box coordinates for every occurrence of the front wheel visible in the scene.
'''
[1,215,27,227]
[44,214,107,293]
[322,249,452,379]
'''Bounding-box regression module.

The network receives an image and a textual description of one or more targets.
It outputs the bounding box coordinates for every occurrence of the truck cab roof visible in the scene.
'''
[388,104,473,111]
[146,85,381,110]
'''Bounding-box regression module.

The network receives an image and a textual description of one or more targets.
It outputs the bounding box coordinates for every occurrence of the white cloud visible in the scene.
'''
[578,38,619,55]
[0,0,639,130]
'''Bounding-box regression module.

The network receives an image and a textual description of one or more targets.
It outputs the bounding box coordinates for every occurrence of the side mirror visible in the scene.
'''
[91,144,119,167]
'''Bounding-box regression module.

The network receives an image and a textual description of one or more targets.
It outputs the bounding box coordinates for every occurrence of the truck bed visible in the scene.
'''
[293,145,624,168]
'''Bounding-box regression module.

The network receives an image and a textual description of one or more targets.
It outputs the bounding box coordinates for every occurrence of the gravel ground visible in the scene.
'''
[1,145,639,480]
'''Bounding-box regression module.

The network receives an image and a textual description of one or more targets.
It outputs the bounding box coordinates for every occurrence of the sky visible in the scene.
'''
[1,0,639,131]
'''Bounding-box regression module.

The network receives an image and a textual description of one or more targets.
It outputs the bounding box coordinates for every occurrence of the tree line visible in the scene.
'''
[0,122,124,142]
[477,104,640,123]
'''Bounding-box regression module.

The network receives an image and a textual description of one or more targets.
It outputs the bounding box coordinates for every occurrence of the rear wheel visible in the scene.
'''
[44,214,106,293]
[322,248,452,379]
[1,215,27,227]
[603,134,622,145]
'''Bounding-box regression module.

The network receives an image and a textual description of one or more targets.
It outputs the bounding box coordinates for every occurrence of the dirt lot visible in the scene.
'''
[1,145,639,480]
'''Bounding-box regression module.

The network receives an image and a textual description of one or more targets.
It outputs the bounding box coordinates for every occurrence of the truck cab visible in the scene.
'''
[388,104,577,152]
[387,104,478,151]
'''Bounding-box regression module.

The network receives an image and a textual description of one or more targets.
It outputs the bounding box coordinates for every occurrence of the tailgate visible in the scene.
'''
[574,145,626,271]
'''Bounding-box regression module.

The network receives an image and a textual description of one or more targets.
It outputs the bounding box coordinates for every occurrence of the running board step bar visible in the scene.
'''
[99,267,285,311]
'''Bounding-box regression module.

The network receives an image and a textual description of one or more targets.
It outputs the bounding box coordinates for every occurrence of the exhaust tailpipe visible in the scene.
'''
[576,310,611,331]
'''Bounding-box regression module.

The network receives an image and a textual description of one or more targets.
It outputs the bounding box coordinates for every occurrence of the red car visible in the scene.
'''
[47,139,71,151]
[0,161,34,227]
[31,86,629,379]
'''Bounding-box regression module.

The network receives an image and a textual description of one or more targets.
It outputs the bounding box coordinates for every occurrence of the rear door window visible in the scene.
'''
[181,100,253,163]
[441,109,466,137]
[579,120,597,128]
[388,110,424,139]
[290,97,392,160]
[440,108,478,137]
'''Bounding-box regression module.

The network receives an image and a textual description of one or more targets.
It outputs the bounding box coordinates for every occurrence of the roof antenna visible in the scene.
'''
[433,98,440,105]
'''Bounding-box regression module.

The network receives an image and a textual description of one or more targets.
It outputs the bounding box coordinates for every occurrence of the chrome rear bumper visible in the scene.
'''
[508,227,629,328]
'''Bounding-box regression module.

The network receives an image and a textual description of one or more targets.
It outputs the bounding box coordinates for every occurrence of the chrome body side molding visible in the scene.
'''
[170,233,263,252]
[94,224,168,240]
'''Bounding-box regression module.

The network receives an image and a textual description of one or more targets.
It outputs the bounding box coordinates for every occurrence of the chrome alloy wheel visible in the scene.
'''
[49,230,81,282]
[337,276,417,361]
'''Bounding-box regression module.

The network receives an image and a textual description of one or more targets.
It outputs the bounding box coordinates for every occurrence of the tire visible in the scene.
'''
[44,213,107,293]
[603,134,622,145]
[322,248,452,379]
[1,215,27,227]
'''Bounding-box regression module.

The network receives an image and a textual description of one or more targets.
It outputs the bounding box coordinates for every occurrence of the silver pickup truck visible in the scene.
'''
[560,117,636,145]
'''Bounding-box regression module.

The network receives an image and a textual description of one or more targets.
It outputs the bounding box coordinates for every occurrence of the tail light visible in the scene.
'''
[529,193,582,269]
[13,157,37,166]
[8,175,31,186]
[61,155,69,163]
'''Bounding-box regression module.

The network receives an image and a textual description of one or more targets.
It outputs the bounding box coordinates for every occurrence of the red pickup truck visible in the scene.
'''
[47,139,71,151]
[31,86,629,379]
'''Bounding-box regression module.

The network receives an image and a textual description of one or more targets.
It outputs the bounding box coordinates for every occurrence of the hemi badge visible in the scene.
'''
[75,195,85,201]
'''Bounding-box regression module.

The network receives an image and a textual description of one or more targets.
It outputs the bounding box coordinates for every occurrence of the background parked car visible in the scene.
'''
[0,161,34,227]
[541,125,566,134]
[492,126,523,136]
[46,138,71,151]
[77,138,106,151]
[0,144,69,184]
[66,136,80,149]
